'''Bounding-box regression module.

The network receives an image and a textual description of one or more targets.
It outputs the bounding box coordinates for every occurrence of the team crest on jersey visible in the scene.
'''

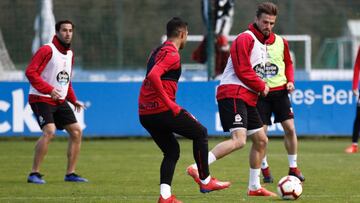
[253,62,279,79]
[57,70,70,86]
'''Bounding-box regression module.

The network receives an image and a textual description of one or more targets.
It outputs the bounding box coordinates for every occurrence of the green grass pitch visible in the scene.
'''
[0,137,359,202]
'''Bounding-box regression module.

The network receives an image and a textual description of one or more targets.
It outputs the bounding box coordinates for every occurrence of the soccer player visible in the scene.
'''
[26,20,88,184]
[345,46,360,153]
[252,4,305,182]
[139,17,230,203]
[187,2,279,197]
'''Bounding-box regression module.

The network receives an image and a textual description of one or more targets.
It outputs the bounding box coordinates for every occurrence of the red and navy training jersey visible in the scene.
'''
[138,41,181,115]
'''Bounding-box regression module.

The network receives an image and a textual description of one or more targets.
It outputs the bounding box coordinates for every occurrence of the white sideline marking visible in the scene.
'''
[0,195,157,200]
[1,194,360,200]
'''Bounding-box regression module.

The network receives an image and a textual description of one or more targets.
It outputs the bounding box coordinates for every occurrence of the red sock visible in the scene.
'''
[261,167,271,177]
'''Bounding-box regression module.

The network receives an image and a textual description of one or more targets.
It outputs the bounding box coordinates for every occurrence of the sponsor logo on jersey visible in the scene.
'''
[253,62,279,79]
[139,101,159,110]
[57,70,70,86]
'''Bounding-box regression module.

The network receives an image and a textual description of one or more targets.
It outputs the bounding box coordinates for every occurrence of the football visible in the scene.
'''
[277,175,303,200]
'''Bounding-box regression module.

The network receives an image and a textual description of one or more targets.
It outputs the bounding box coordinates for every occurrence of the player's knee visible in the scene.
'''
[194,126,208,142]
[230,130,246,150]
[69,127,83,142]
[42,134,55,141]
[257,135,268,148]
[173,152,180,161]
[74,128,82,137]
[42,129,56,141]
[165,150,180,162]
[284,126,296,137]
[233,138,246,149]
[199,126,208,138]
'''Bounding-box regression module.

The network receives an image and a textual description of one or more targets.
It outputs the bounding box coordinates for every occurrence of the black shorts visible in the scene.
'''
[30,102,77,130]
[217,98,263,132]
[139,109,207,139]
[256,89,294,125]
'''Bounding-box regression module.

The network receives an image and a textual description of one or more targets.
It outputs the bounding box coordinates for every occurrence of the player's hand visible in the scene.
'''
[50,88,62,101]
[353,89,359,97]
[287,82,295,93]
[261,85,269,97]
[74,101,86,113]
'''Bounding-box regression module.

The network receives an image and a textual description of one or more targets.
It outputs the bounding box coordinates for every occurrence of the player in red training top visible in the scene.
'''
[139,17,230,203]
[25,20,87,184]
[251,3,305,183]
[187,2,282,197]
[345,46,360,153]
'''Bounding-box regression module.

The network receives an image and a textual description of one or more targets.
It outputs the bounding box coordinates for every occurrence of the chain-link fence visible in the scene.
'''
[0,0,360,72]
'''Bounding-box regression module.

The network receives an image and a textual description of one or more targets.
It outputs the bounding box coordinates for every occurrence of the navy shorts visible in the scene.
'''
[30,102,77,130]
[217,98,263,132]
[256,89,294,125]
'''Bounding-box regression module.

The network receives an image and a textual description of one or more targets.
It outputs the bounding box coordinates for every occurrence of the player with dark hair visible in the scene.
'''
[26,20,87,184]
[187,2,279,197]
[139,17,230,203]
[345,46,360,153]
[55,20,74,32]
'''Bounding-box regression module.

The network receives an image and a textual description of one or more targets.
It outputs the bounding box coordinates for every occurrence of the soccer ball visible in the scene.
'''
[277,175,303,200]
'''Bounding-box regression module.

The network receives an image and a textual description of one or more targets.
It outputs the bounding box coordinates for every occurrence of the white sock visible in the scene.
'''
[248,168,261,190]
[288,154,297,168]
[200,175,211,185]
[160,184,171,199]
[208,151,217,165]
[191,151,217,169]
[261,156,269,169]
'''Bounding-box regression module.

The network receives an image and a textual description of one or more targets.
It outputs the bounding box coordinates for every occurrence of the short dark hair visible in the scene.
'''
[55,20,74,32]
[256,2,278,17]
[166,17,188,38]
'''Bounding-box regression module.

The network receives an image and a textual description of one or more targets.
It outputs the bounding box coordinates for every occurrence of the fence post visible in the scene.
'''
[206,0,214,81]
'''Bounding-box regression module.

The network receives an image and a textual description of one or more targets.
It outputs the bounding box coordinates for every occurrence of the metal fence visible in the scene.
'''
[0,0,360,73]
